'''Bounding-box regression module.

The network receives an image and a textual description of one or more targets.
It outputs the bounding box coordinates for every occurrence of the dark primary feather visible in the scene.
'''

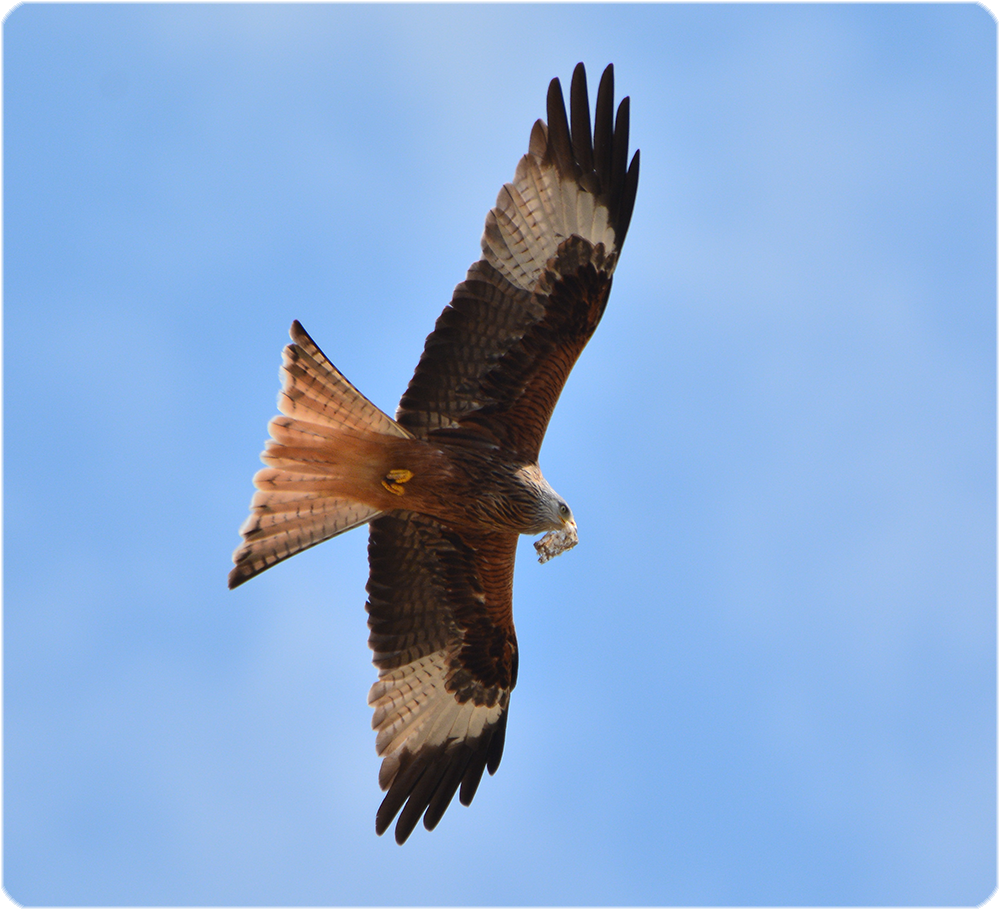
[570,65,595,180]
[593,66,614,189]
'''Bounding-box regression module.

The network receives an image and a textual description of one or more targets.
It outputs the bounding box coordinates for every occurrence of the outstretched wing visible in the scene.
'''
[366,512,518,843]
[396,62,639,462]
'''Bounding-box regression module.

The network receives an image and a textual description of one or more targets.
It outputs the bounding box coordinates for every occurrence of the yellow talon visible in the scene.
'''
[382,468,413,496]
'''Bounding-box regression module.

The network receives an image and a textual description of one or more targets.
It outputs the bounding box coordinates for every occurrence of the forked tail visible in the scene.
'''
[229,321,412,588]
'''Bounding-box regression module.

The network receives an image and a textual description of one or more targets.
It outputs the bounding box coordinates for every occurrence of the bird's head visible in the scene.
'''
[516,464,579,562]
[533,490,578,565]
[544,493,576,534]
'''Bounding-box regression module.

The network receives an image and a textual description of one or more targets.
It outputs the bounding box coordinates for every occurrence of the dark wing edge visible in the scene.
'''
[366,512,518,844]
[546,62,640,251]
[395,63,639,449]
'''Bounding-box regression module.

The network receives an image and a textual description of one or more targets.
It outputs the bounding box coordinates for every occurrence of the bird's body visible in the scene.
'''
[230,63,639,843]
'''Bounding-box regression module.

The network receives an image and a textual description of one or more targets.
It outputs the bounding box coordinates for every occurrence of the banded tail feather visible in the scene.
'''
[229,322,413,589]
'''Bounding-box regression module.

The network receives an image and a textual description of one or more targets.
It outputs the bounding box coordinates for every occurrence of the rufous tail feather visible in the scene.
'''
[229,320,412,589]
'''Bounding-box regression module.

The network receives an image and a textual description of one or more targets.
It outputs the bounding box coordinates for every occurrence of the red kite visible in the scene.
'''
[230,63,639,843]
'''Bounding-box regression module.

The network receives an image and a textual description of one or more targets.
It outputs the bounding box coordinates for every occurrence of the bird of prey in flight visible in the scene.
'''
[230,62,639,843]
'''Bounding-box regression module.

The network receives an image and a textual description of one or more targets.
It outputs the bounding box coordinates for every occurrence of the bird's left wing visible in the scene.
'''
[365,511,518,843]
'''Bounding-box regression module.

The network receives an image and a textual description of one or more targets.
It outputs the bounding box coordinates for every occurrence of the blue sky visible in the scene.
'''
[4,3,995,905]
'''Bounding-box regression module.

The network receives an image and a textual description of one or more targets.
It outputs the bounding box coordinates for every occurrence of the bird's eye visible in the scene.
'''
[559,504,569,516]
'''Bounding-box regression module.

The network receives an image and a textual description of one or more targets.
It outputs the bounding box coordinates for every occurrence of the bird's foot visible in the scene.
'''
[382,468,414,495]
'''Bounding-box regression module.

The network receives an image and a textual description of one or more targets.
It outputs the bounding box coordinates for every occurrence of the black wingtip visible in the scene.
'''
[289,318,311,345]
[485,708,508,775]
[570,63,594,177]
[594,65,614,188]
[227,566,247,589]
[546,63,639,249]
[374,710,509,844]
[620,149,640,243]
[546,74,574,177]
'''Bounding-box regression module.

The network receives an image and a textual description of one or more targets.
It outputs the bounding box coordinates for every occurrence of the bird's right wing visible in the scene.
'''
[395,63,639,463]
